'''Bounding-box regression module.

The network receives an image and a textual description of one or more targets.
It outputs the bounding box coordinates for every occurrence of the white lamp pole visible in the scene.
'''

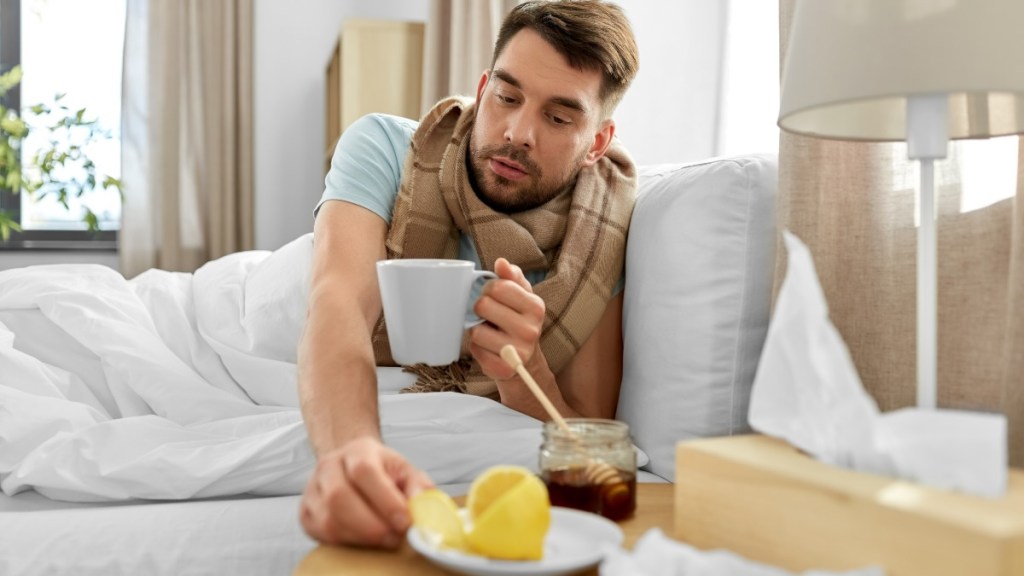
[906,94,948,410]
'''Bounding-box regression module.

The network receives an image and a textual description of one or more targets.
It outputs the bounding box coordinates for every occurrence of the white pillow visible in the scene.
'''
[617,154,778,481]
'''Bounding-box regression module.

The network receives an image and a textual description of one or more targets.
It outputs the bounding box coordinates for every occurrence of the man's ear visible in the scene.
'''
[582,119,616,167]
[475,70,491,102]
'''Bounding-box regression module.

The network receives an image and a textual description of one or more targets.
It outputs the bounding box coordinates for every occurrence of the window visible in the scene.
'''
[718,0,780,157]
[958,136,1018,214]
[0,0,125,250]
[888,136,1019,226]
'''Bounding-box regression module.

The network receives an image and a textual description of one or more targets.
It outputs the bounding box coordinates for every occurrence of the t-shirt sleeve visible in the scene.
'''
[315,113,417,224]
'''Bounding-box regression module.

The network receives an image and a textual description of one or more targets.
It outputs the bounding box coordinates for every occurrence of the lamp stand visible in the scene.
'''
[907,94,949,409]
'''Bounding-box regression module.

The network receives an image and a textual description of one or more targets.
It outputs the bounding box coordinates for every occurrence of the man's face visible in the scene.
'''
[469,28,611,213]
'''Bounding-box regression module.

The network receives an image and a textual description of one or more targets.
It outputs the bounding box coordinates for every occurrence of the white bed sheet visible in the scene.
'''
[0,491,313,576]
[0,476,666,576]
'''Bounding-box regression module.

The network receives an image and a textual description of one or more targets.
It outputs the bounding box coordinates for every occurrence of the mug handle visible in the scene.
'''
[464,270,498,328]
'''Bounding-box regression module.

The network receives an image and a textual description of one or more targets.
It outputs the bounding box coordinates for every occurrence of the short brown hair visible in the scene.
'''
[492,0,639,117]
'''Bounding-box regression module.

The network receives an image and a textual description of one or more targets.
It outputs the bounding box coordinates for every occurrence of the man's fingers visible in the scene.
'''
[494,257,531,291]
[475,286,544,342]
[302,453,402,548]
[300,479,343,545]
[471,322,530,363]
[325,479,403,548]
[344,447,416,535]
[469,340,514,379]
[304,492,392,547]
[299,441,433,549]
[398,465,436,499]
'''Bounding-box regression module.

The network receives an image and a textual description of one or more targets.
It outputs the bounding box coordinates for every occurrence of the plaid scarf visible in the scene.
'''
[372,96,636,395]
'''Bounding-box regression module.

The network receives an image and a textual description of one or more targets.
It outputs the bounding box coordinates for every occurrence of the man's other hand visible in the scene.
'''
[469,257,546,380]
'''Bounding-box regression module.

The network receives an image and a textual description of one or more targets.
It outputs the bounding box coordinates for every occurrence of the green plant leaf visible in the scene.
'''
[0,114,27,138]
[5,170,20,189]
[0,209,21,241]
[0,65,119,235]
[83,209,99,232]
[0,66,23,98]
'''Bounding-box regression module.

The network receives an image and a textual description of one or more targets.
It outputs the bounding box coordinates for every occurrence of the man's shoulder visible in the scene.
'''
[353,113,419,142]
[336,113,419,170]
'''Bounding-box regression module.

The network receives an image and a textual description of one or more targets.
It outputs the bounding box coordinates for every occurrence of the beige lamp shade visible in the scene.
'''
[779,0,1024,141]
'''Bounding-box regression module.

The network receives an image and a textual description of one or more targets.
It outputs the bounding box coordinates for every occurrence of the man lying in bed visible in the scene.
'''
[298,0,639,549]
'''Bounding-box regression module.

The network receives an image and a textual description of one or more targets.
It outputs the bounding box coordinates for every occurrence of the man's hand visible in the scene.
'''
[469,258,579,419]
[469,257,546,380]
[299,436,434,548]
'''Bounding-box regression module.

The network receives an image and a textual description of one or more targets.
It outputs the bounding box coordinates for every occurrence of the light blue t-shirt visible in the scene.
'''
[317,113,415,225]
[316,113,624,294]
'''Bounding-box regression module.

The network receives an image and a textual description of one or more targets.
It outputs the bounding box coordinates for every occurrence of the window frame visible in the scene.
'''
[0,0,117,251]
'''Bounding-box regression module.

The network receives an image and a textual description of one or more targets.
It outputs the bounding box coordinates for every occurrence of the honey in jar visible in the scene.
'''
[538,419,637,521]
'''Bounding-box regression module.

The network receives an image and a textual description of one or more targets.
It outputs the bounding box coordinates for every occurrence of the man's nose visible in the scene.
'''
[503,109,536,149]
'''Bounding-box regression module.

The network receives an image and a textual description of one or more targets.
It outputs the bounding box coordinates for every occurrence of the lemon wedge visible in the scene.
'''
[408,488,468,551]
[465,465,551,561]
[409,466,552,561]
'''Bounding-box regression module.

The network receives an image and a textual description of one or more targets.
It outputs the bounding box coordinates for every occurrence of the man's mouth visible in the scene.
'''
[489,157,529,180]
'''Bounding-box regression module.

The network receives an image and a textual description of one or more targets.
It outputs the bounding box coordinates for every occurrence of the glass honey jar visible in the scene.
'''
[538,418,637,521]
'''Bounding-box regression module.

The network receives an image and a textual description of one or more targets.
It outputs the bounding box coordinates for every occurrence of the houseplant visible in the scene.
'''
[0,65,121,241]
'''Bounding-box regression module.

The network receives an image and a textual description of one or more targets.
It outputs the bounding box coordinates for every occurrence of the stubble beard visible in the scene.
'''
[467,138,587,213]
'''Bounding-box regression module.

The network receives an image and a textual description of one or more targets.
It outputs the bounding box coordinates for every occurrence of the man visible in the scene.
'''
[298,0,639,548]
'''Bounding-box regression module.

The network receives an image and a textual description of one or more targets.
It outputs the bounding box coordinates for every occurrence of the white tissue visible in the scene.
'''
[599,528,885,576]
[748,231,1007,498]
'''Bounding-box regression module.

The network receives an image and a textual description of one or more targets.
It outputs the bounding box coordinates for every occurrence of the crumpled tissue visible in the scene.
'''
[748,230,1007,498]
[600,528,884,576]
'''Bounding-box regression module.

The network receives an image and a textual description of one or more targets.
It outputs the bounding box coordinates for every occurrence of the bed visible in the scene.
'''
[0,153,777,575]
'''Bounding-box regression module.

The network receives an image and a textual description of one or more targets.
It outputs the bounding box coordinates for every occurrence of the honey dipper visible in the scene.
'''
[498,345,622,486]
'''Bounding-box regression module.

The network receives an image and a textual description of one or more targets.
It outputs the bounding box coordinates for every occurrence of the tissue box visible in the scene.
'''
[675,435,1024,576]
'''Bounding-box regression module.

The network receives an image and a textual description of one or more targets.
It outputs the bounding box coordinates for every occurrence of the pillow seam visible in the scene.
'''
[729,158,757,435]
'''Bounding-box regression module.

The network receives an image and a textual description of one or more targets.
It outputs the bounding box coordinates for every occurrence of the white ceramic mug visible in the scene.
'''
[376,259,498,365]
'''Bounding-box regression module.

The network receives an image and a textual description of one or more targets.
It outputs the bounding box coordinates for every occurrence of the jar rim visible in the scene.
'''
[542,418,630,442]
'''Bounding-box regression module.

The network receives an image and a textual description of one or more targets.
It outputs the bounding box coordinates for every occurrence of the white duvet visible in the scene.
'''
[0,234,543,502]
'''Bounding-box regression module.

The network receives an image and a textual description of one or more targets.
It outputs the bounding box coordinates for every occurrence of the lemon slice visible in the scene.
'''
[408,488,467,551]
[466,465,535,520]
[465,465,551,561]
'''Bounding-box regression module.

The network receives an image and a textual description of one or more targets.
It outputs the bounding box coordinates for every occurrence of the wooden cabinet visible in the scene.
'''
[325,19,425,173]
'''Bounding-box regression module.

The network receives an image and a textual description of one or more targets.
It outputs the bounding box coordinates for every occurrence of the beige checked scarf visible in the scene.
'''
[372,96,636,396]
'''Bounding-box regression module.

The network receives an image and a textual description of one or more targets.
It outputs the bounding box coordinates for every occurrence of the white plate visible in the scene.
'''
[407,506,624,576]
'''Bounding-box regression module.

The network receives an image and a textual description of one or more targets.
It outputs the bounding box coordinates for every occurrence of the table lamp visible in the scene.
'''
[777,0,1024,409]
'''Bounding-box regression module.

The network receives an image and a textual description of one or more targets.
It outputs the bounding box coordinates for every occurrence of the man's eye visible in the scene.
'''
[549,114,570,126]
[497,94,517,104]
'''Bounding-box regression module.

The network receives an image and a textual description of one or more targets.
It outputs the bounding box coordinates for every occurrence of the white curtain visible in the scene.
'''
[421,0,520,114]
[120,0,254,278]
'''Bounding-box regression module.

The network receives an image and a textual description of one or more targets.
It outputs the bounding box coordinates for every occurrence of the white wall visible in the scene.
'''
[253,0,428,251]
[613,0,727,165]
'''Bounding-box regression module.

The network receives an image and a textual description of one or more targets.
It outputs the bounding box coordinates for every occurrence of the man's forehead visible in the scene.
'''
[492,29,602,113]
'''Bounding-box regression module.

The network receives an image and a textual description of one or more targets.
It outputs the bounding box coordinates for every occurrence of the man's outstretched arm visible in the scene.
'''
[297,200,432,548]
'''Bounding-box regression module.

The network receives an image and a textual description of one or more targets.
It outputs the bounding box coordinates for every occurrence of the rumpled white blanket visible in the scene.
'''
[0,234,542,502]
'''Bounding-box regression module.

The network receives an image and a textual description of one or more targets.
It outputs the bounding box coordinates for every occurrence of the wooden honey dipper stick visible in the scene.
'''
[499,345,621,486]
